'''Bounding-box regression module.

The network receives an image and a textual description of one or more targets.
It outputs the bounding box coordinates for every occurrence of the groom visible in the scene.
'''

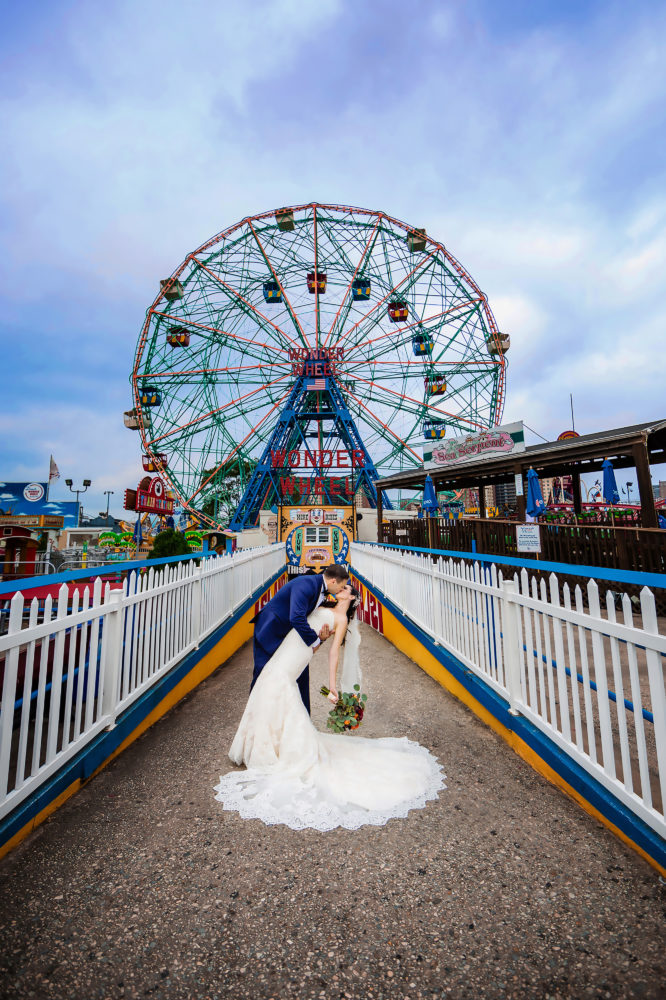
[250,564,350,714]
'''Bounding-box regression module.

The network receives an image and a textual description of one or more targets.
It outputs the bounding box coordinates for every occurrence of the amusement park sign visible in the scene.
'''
[424,421,525,469]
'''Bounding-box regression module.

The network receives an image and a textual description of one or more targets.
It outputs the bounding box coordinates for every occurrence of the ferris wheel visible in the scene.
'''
[129,203,507,528]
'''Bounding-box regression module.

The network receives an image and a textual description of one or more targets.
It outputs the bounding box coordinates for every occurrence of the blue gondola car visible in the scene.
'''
[412,333,434,355]
[424,421,446,439]
[352,278,371,301]
[263,280,283,303]
[140,385,161,406]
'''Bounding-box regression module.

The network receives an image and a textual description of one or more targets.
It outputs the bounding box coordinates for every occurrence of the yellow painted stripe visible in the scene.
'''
[0,779,82,861]
[379,599,666,877]
[1,575,286,860]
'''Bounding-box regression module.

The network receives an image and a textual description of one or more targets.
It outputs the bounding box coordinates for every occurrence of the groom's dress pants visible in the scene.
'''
[251,635,311,715]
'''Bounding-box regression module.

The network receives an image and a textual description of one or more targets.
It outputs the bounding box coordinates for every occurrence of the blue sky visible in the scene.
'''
[1,0,665,517]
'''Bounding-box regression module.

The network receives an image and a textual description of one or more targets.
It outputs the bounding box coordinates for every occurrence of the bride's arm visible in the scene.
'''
[326,613,348,701]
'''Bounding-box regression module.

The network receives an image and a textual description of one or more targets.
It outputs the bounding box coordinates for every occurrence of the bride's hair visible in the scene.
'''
[345,585,360,624]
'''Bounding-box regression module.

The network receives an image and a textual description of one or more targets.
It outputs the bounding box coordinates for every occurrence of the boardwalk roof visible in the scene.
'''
[376,418,666,491]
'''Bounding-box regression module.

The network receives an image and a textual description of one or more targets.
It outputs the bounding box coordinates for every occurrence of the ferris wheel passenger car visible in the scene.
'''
[486,333,510,355]
[424,422,446,439]
[425,375,447,396]
[306,271,327,294]
[351,278,371,301]
[388,300,408,322]
[166,325,190,347]
[263,280,283,303]
[412,333,434,355]
[140,385,161,406]
[160,278,184,301]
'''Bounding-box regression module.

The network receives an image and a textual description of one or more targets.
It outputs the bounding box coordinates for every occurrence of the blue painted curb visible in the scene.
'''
[0,567,285,851]
[352,568,666,869]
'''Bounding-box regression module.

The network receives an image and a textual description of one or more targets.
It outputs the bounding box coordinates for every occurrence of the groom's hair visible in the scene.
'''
[322,564,349,582]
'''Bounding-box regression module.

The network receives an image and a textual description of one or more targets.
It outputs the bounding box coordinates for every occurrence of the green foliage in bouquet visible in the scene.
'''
[320,684,368,734]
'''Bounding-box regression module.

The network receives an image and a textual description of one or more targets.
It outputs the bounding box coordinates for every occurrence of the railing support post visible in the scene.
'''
[102,588,124,730]
[191,562,203,649]
[500,579,522,717]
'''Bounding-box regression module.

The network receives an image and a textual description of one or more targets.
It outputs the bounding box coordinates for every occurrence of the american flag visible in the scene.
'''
[306,379,327,390]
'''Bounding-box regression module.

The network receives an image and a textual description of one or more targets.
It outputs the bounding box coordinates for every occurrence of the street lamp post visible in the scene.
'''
[65,478,92,526]
[626,481,633,505]
[103,490,114,526]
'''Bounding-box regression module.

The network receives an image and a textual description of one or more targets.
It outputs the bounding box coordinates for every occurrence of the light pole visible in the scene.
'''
[103,490,114,526]
[65,478,92,526]
[626,481,633,504]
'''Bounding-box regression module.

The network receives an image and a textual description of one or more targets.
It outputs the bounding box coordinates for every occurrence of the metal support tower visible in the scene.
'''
[229,368,393,530]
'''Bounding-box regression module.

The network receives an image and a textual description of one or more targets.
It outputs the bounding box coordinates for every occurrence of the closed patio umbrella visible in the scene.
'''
[526,468,547,517]
[422,474,439,515]
[602,459,620,505]
[133,516,143,548]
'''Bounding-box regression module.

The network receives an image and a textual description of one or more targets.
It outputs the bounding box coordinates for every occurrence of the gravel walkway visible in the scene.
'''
[0,625,663,999]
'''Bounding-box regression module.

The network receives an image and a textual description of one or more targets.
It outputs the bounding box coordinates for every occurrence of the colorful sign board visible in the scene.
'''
[124,476,175,515]
[0,482,79,528]
[423,421,525,470]
[0,514,64,529]
[280,505,354,573]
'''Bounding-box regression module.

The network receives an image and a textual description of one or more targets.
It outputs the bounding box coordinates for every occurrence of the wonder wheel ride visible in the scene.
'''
[130,203,507,529]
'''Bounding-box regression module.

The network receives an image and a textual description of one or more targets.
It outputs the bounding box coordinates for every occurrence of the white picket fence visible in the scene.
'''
[353,543,666,840]
[0,546,283,822]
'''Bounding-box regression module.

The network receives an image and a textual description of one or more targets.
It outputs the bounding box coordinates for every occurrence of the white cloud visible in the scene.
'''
[1,0,666,488]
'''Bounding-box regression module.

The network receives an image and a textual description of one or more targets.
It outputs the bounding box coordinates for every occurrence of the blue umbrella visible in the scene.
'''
[133,516,143,547]
[422,474,439,515]
[526,468,547,517]
[602,459,620,505]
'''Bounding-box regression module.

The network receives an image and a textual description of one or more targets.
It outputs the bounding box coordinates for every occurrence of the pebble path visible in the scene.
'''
[0,625,663,999]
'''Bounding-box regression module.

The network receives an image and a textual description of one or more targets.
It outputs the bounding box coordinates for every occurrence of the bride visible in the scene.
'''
[214,583,445,831]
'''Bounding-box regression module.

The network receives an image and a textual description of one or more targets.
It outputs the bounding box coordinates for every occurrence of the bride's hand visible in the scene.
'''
[327,688,338,703]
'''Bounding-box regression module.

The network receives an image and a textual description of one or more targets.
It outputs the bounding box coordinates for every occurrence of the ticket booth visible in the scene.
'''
[279,505,354,575]
[0,524,39,580]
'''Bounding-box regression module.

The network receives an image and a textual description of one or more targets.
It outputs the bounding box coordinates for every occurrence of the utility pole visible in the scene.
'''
[104,490,114,526]
[65,478,92,526]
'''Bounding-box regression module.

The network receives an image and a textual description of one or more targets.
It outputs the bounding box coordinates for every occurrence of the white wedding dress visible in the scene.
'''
[214,608,445,831]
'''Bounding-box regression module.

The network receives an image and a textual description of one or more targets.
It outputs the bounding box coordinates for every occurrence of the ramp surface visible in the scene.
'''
[0,626,663,999]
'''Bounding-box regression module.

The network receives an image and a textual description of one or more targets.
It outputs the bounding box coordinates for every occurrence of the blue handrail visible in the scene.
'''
[360,541,666,589]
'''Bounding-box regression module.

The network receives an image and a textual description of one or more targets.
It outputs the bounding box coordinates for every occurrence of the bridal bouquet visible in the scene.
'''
[320,684,368,734]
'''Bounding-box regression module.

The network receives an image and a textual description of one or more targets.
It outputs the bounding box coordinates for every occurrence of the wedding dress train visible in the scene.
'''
[214,608,445,831]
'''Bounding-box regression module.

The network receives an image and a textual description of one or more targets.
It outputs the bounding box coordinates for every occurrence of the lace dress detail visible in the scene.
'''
[214,608,445,831]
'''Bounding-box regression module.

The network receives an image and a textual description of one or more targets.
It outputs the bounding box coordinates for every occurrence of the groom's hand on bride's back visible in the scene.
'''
[319,625,332,642]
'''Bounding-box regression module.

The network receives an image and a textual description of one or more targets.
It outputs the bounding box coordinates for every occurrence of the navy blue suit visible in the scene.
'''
[250,574,326,715]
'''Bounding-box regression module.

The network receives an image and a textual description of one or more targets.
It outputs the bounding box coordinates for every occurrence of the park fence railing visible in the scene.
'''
[0,546,284,823]
[353,543,666,842]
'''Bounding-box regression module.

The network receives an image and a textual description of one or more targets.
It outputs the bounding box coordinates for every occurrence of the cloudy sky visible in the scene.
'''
[1,0,665,517]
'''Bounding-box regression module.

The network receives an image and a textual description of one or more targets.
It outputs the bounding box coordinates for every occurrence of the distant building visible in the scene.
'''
[495,481,517,509]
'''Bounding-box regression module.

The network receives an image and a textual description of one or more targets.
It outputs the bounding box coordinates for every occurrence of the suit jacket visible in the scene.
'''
[253,574,325,654]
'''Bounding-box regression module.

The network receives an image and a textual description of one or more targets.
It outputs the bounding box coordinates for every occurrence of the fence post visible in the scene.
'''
[191,561,203,648]
[500,578,522,716]
[102,588,124,730]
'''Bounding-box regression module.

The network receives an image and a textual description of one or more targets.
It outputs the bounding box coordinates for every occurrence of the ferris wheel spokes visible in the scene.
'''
[189,257,301,353]
[146,372,293,448]
[328,249,439,356]
[321,217,382,350]
[245,220,310,349]
[187,390,291,507]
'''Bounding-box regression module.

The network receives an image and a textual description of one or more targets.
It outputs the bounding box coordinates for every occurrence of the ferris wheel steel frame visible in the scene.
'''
[131,203,506,529]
